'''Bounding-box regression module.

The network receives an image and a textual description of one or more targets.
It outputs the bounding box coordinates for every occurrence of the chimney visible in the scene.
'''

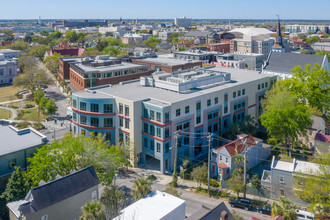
[220,211,228,220]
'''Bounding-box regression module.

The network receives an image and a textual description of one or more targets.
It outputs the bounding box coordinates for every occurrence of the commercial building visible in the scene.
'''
[174,17,192,27]
[71,66,276,173]
[114,190,186,220]
[173,50,218,63]
[261,156,320,206]
[262,51,329,80]
[51,20,108,28]
[67,55,153,91]
[0,120,48,176]
[211,134,271,180]
[7,166,100,220]
[131,56,202,72]
[285,25,329,34]
[183,31,219,44]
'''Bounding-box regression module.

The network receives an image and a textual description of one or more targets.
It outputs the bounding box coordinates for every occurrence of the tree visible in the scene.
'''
[294,153,330,215]
[64,30,78,42]
[143,36,161,49]
[43,52,64,74]
[191,163,208,188]
[77,32,87,44]
[14,69,53,94]
[101,186,125,220]
[0,167,27,203]
[251,174,261,189]
[103,45,121,56]
[227,175,244,197]
[24,32,33,43]
[260,84,312,156]
[18,54,38,72]
[34,88,45,122]
[131,177,152,200]
[223,116,256,140]
[231,210,245,220]
[40,30,49,37]
[29,44,50,60]
[80,201,105,220]
[45,99,58,115]
[271,197,297,220]
[232,155,244,177]
[290,64,330,112]
[7,40,29,51]
[82,48,104,57]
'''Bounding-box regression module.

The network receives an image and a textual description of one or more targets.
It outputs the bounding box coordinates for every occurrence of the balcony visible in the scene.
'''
[261,170,271,188]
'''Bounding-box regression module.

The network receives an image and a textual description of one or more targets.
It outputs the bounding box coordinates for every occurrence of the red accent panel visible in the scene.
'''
[142,132,171,142]
[72,107,116,116]
[195,124,204,130]
[118,129,130,135]
[72,120,115,130]
[141,117,171,127]
[248,104,256,109]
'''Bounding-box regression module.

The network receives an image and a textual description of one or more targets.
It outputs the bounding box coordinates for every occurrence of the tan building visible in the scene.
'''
[121,33,143,46]
[7,166,100,220]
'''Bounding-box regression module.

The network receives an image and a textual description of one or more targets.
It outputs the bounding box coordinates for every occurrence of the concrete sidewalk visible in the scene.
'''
[0,99,23,105]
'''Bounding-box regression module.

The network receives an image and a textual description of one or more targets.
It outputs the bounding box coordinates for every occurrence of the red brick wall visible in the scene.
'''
[207,43,230,53]
[58,59,71,81]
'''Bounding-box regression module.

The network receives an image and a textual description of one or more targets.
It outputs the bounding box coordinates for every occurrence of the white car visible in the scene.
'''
[296,209,314,220]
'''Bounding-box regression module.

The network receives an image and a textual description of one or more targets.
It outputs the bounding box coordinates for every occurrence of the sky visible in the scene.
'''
[1,0,330,20]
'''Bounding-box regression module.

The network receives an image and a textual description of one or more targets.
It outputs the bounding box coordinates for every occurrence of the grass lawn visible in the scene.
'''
[20,108,47,122]
[0,108,12,119]
[0,85,22,102]
[9,100,36,108]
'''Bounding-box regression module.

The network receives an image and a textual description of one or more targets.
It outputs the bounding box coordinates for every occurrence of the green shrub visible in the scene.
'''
[15,93,23,99]
[25,104,35,108]
[17,121,30,129]
[147,174,157,181]
[9,105,18,109]
[209,179,220,187]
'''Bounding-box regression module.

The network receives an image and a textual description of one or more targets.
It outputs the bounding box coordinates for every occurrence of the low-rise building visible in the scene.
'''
[7,166,100,220]
[262,51,329,80]
[211,134,271,180]
[183,31,219,44]
[0,58,18,85]
[187,202,234,220]
[314,132,330,155]
[173,50,218,63]
[311,42,330,52]
[204,43,231,53]
[71,67,276,173]
[0,120,48,176]
[0,49,20,60]
[121,33,143,46]
[261,156,320,205]
[299,116,326,150]
[114,190,186,220]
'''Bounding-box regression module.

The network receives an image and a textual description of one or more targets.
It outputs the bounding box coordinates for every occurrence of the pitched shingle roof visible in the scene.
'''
[263,52,326,74]
[19,166,99,216]
[187,202,234,220]
[214,135,256,157]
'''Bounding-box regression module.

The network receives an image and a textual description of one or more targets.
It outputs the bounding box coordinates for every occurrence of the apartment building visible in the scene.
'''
[285,25,329,34]
[68,55,153,91]
[71,66,276,174]
[174,17,192,27]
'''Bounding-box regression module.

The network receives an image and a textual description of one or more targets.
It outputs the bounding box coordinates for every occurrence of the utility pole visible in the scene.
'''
[243,138,248,198]
[172,130,179,186]
[207,133,212,197]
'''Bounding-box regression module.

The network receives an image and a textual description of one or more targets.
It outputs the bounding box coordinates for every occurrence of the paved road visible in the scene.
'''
[115,170,269,220]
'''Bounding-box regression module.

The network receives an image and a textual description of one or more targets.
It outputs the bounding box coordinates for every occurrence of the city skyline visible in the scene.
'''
[1,0,330,20]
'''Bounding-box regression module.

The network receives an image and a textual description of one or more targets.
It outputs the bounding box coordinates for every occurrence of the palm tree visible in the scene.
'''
[131,177,152,200]
[80,201,105,220]
[271,197,297,220]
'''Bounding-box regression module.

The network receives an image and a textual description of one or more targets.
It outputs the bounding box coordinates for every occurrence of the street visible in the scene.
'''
[114,169,269,220]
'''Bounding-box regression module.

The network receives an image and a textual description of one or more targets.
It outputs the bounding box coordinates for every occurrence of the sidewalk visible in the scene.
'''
[0,99,23,105]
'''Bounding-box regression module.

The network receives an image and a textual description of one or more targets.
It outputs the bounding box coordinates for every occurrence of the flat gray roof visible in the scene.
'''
[72,62,147,73]
[75,66,271,104]
[141,57,201,66]
[0,122,48,156]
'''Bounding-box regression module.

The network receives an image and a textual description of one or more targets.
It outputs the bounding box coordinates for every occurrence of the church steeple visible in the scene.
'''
[272,15,285,52]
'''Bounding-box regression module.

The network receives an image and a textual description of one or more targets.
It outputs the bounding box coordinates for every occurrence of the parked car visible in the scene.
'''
[256,205,271,215]
[229,197,253,211]
[296,209,314,220]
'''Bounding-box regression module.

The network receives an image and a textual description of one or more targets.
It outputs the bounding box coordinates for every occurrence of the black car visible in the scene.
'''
[229,197,253,211]
[256,205,271,215]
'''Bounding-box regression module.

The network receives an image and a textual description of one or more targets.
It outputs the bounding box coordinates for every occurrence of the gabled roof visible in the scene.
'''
[187,202,234,220]
[19,166,99,216]
[214,135,256,157]
[217,163,229,168]
[52,48,85,57]
[263,52,326,74]
[315,132,330,143]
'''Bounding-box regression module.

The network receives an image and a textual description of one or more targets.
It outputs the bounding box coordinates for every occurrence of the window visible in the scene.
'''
[105,132,111,141]
[185,106,190,114]
[144,123,148,133]
[144,109,148,118]
[156,112,161,122]
[176,124,182,131]
[208,113,213,120]
[104,118,113,127]
[165,143,170,153]
[265,82,268,87]
[242,89,245,95]
[220,155,222,161]
[164,112,170,122]
[165,159,169,170]
[196,101,201,110]
[119,118,123,127]
[104,104,113,113]
[238,90,241,96]
[183,122,190,129]
[207,99,211,106]
[196,130,201,139]
[125,120,129,129]
[213,123,218,132]
[73,112,77,121]
[165,128,170,138]
[80,116,87,125]
[41,214,48,220]
[91,191,97,201]
[72,99,77,108]
[156,127,161,137]
[144,137,148,148]
[125,105,129,116]
[183,135,189,145]
[156,143,161,153]
[279,176,284,183]
[208,125,212,133]
[176,109,181,117]
[196,115,201,124]
[258,84,260,90]
[119,104,123,114]
[150,140,154,150]
[262,83,264,89]
[91,118,99,127]
[150,125,155,135]
[90,103,99,112]
[9,159,16,169]
[80,102,86,111]
[233,91,236,98]
[226,157,229,163]
[214,97,218,104]
[280,188,285,196]
[150,110,155,120]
